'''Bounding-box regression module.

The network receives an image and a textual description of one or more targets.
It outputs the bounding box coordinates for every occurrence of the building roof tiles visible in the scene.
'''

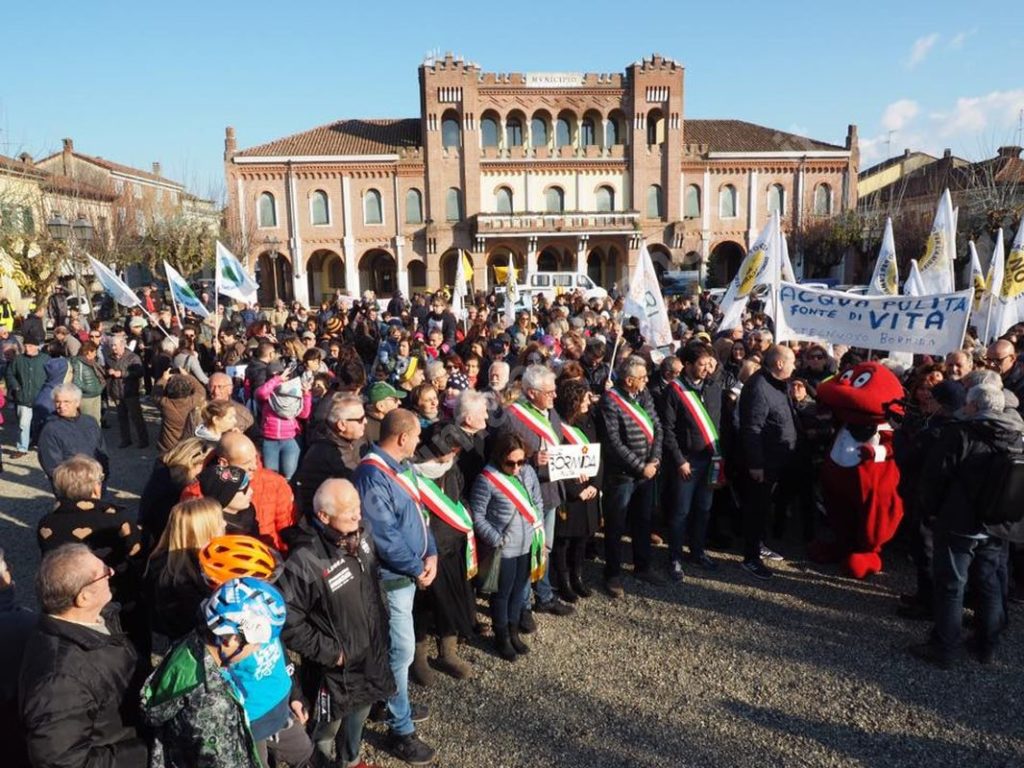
[235,118,423,157]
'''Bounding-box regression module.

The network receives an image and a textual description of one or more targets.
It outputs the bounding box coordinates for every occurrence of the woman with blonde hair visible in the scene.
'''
[144,496,226,651]
[138,437,213,550]
[195,399,238,444]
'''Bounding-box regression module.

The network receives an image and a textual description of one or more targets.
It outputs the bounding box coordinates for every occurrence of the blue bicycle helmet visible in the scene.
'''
[203,577,287,645]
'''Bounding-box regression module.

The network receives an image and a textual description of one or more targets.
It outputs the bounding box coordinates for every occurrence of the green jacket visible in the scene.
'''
[70,355,107,398]
[140,631,261,768]
[4,351,50,406]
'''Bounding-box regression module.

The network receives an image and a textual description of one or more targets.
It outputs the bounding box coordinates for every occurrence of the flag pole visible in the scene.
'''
[140,305,173,339]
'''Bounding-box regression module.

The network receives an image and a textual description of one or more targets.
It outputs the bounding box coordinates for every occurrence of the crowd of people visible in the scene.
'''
[0,279,1022,767]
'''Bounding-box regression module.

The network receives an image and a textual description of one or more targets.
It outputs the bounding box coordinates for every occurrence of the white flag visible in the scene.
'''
[983,229,1006,343]
[968,241,988,332]
[216,241,259,304]
[868,218,899,296]
[918,189,956,294]
[503,255,518,329]
[993,222,1024,339]
[904,259,927,297]
[623,242,673,349]
[88,256,140,308]
[164,261,210,318]
[718,212,779,332]
[451,249,467,325]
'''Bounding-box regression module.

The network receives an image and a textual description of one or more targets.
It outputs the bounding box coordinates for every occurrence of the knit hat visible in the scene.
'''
[198,464,250,508]
[324,316,343,335]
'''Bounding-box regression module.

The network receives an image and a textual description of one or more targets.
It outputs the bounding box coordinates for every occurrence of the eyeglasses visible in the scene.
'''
[503,459,525,469]
[987,355,1013,365]
[345,415,367,423]
[807,354,826,361]
[78,564,114,593]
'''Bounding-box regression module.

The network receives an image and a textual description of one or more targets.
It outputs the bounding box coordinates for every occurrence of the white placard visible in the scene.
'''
[547,443,601,482]
[525,72,585,88]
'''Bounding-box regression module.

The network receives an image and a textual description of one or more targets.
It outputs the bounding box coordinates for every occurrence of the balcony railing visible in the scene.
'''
[474,210,640,235]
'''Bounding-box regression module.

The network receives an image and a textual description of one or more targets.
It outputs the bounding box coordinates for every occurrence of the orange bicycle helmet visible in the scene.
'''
[199,534,282,586]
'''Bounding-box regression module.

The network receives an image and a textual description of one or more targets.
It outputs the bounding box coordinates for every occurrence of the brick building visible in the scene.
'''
[224,54,859,305]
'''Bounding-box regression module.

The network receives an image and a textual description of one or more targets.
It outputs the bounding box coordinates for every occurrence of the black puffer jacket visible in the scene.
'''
[279,519,394,720]
[290,429,365,516]
[738,369,797,474]
[597,386,663,480]
[19,604,148,768]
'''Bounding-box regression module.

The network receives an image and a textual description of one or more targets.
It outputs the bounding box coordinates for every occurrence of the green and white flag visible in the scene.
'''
[216,241,259,304]
[164,260,210,318]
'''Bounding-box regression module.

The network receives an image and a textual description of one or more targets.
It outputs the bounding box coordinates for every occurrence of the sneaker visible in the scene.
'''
[760,545,784,562]
[635,569,667,587]
[669,561,685,583]
[741,559,773,581]
[604,576,625,599]
[535,598,575,616]
[518,610,537,635]
[692,554,718,571]
[410,702,429,723]
[389,732,436,765]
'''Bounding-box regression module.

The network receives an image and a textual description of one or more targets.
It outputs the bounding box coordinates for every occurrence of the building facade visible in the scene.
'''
[225,54,859,306]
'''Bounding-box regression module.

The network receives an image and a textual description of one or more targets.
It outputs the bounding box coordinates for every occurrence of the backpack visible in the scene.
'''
[974,434,1024,526]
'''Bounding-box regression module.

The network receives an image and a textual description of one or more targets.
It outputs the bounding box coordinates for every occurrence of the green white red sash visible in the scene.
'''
[482,468,546,582]
[507,401,559,446]
[670,380,720,453]
[560,423,590,445]
[360,452,430,555]
[607,389,654,443]
[418,476,478,579]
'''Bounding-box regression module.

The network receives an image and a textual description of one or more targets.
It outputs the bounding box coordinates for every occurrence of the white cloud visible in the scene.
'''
[881,99,920,131]
[947,28,977,50]
[933,89,1024,139]
[907,33,940,68]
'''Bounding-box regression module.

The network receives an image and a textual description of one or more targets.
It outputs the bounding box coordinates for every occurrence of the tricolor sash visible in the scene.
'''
[559,423,590,445]
[418,476,478,579]
[670,380,720,453]
[507,401,559,446]
[607,389,654,443]
[360,452,430,554]
[482,469,546,582]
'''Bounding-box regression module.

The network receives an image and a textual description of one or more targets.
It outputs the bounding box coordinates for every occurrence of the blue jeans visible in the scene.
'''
[262,437,300,480]
[382,581,417,736]
[603,476,655,578]
[494,553,531,630]
[521,504,556,609]
[667,457,714,564]
[933,531,1005,656]
[313,703,372,765]
[16,404,32,451]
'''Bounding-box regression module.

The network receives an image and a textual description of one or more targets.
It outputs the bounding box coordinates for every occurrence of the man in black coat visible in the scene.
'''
[19,543,147,768]
[737,344,797,580]
[280,478,396,767]
[0,557,36,768]
[291,394,367,515]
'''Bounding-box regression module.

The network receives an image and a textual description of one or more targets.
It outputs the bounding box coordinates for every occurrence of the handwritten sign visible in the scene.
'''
[776,282,971,355]
[547,443,601,482]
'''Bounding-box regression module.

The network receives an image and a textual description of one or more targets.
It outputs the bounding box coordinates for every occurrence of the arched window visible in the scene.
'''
[495,186,513,214]
[605,118,620,147]
[531,116,548,147]
[405,188,423,224]
[506,118,523,147]
[647,110,665,145]
[545,186,565,213]
[684,184,701,219]
[310,190,329,225]
[767,184,785,216]
[445,188,462,222]
[646,184,664,219]
[481,116,499,148]
[596,185,614,212]
[555,118,571,148]
[719,184,738,218]
[814,183,832,216]
[258,192,276,227]
[441,116,461,148]
[581,118,596,147]
[363,189,383,225]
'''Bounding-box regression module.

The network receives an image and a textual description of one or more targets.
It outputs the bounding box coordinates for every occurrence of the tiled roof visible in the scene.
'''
[0,153,47,179]
[684,119,846,153]
[235,119,422,158]
[859,150,938,179]
[34,150,182,188]
[41,174,117,201]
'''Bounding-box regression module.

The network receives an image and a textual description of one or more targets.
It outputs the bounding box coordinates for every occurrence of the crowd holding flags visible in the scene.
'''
[624,242,674,349]
[717,211,782,332]
[216,241,259,304]
[451,249,469,326]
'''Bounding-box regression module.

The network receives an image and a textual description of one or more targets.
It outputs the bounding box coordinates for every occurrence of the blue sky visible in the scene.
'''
[2,1,1021,201]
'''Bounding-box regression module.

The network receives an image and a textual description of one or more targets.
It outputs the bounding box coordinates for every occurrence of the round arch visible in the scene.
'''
[487,247,523,289]
[358,249,397,297]
[709,240,746,288]
[255,250,293,305]
[408,259,427,294]
[306,249,344,304]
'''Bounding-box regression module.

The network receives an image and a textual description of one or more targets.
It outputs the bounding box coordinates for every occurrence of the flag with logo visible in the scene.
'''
[993,221,1024,339]
[904,259,927,297]
[718,212,780,332]
[164,261,210,318]
[918,189,956,295]
[868,218,899,296]
[216,241,259,304]
[981,229,1006,342]
[967,240,988,332]
[88,256,140,308]
[623,242,673,349]
[503,256,518,329]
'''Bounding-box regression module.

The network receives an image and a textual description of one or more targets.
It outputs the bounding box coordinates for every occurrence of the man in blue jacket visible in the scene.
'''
[353,408,437,765]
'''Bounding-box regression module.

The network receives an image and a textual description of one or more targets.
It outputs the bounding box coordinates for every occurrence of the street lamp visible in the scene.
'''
[47,213,95,316]
[263,235,282,303]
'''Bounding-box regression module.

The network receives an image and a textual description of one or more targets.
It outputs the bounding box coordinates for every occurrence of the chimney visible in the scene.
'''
[845,124,858,150]
[62,137,74,175]
[904,148,911,158]
[152,161,162,176]
[996,145,1023,159]
[18,152,32,164]
[943,148,952,159]
[224,126,237,161]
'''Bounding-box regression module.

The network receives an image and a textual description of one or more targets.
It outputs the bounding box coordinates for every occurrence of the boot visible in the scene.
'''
[435,635,473,679]
[493,628,517,662]
[410,639,435,687]
[556,571,579,603]
[509,626,530,655]
[570,569,592,598]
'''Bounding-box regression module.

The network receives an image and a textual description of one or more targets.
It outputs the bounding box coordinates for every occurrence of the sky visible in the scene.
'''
[2,0,1022,202]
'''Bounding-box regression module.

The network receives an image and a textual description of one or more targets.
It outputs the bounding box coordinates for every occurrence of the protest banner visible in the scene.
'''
[547,443,601,482]
[777,282,971,356]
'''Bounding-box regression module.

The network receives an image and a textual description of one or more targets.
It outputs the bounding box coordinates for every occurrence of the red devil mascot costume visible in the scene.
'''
[811,362,905,578]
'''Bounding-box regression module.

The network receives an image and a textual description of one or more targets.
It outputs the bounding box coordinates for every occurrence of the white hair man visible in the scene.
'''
[291,394,367,515]
[38,382,108,483]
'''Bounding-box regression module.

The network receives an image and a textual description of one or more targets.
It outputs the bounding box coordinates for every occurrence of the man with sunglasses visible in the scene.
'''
[281,478,395,767]
[985,339,1024,415]
[20,544,147,768]
[292,394,368,515]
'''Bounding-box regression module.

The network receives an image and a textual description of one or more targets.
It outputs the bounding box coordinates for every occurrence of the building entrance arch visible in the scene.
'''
[709,241,746,288]
[358,249,396,297]
[306,249,344,304]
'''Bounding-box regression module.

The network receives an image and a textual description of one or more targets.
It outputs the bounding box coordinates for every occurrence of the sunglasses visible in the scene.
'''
[503,458,525,469]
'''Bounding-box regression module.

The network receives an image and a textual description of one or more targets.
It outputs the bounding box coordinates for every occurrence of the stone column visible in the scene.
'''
[341,176,359,295]
[394,235,409,297]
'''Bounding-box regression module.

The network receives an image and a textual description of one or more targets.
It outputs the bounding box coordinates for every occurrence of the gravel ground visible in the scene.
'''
[2,406,1022,768]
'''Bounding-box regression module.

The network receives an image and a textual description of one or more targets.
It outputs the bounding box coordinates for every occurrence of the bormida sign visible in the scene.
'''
[525,72,586,88]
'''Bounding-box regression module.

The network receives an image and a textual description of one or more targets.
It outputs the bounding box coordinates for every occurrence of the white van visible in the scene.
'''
[497,271,608,303]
